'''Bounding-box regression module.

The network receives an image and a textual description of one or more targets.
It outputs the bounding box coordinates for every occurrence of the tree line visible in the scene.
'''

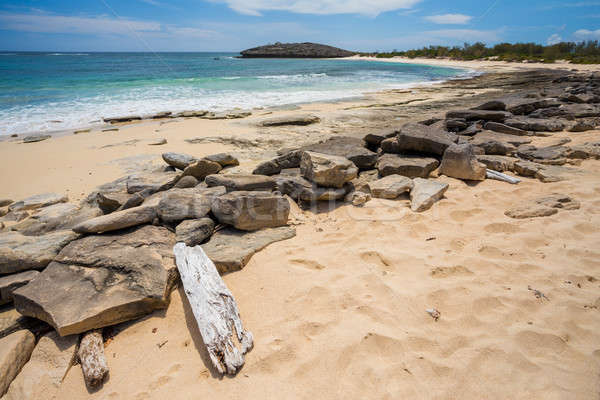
[364,41,600,64]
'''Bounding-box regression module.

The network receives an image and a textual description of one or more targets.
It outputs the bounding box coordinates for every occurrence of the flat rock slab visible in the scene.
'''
[300,136,378,170]
[1,331,77,400]
[11,203,102,236]
[274,175,349,202]
[13,225,177,336]
[476,155,517,172]
[126,171,180,194]
[260,114,320,127]
[513,160,577,183]
[0,230,79,275]
[410,178,449,212]
[376,153,439,178]
[505,117,565,133]
[206,174,276,192]
[506,194,580,219]
[483,121,529,136]
[9,193,68,212]
[203,226,296,274]
[369,175,413,199]
[0,306,50,339]
[0,271,39,306]
[0,330,35,397]
[212,191,290,231]
[72,204,156,234]
[446,110,511,122]
[397,123,456,156]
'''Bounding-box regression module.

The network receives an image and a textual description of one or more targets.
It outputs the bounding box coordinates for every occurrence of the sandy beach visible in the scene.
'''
[1,60,600,399]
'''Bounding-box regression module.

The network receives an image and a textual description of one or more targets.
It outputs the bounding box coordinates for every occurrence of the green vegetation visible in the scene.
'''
[364,41,600,64]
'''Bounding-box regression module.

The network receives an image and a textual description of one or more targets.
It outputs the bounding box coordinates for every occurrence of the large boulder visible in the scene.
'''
[445,110,511,122]
[380,137,402,154]
[300,136,378,170]
[156,190,213,223]
[440,144,486,181]
[410,179,449,212]
[10,203,102,236]
[182,159,222,180]
[0,271,39,306]
[300,151,358,188]
[0,230,79,275]
[368,176,413,199]
[203,227,296,274]
[260,114,320,127]
[206,174,276,192]
[13,226,177,336]
[211,191,290,231]
[0,330,36,397]
[72,204,156,234]
[175,218,215,246]
[376,154,439,178]
[162,152,196,170]
[8,193,68,212]
[1,332,77,400]
[397,123,456,156]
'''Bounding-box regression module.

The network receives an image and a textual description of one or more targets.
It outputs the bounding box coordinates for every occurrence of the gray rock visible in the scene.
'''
[368,175,414,199]
[96,192,131,214]
[440,144,486,181]
[363,130,397,149]
[505,98,560,115]
[174,175,199,188]
[104,115,141,123]
[300,151,358,188]
[445,110,511,122]
[569,142,600,160]
[0,230,79,275]
[206,174,276,192]
[300,136,378,170]
[473,100,506,111]
[350,170,379,193]
[0,330,36,397]
[148,138,167,146]
[126,171,180,194]
[253,160,281,176]
[476,155,517,172]
[162,152,197,170]
[253,151,303,176]
[9,193,68,212]
[13,226,177,336]
[175,218,215,246]
[157,190,212,223]
[483,121,529,136]
[380,137,401,154]
[0,306,50,340]
[410,178,449,212]
[0,271,39,306]
[1,211,29,223]
[72,204,156,234]
[274,175,313,200]
[182,159,222,180]
[470,131,530,155]
[504,117,565,132]
[11,203,102,236]
[516,145,571,164]
[203,226,296,274]
[211,191,290,231]
[513,160,572,183]
[397,123,456,156]
[204,153,239,167]
[260,114,320,127]
[1,332,77,400]
[568,120,596,132]
[0,200,12,208]
[22,135,51,143]
[175,110,208,117]
[300,185,350,202]
[376,154,439,178]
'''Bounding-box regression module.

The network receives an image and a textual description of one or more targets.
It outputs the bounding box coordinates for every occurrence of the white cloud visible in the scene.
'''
[574,28,600,39]
[424,29,500,42]
[547,33,562,45]
[210,0,422,17]
[424,13,472,25]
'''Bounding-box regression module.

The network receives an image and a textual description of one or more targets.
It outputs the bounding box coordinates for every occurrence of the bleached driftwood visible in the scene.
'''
[486,169,521,184]
[78,329,109,387]
[173,243,253,375]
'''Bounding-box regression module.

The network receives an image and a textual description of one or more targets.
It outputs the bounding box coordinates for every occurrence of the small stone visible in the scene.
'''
[345,191,371,206]
[0,330,36,397]
[174,175,199,188]
[148,138,167,145]
[22,135,51,143]
[368,175,414,199]
[410,178,449,212]
[72,204,157,234]
[260,114,320,127]
[204,153,239,167]
[175,218,215,246]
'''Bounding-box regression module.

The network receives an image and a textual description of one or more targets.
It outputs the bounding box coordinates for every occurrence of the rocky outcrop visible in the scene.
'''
[440,144,486,181]
[203,226,296,274]
[13,225,177,336]
[211,191,290,231]
[11,203,102,236]
[206,174,276,192]
[126,171,179,194]
[260,114,321,127]
[0,330,36,397]
[300,151,358,188]
[376,154,439,178]
[504,117,565,132]
[410,179,449,212]
[476,155,517,172]
[368,176,413,199]
[240,42,355,58]
[446,110,511,122]
[9,193,68,212]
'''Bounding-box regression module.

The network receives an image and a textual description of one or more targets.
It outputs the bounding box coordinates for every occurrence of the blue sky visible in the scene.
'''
[0,0,599,52]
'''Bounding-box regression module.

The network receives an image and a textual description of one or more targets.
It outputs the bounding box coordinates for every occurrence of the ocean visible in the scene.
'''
[0,52,470,136]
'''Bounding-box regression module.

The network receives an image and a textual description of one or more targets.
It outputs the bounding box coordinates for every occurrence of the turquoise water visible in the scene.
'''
[0,52,470,135]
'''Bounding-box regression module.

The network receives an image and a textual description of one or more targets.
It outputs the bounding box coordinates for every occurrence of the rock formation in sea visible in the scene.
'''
[240,42,356,58]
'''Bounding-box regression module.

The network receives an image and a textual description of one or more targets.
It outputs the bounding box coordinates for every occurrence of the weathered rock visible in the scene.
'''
[380,137,402,154]
[162,152,197,170]
[446,110,511,122]
[253,160,281,176]
[504,117,565,132]
[175,110,208,118]
[470,131,532,155]
[0,230,79,275]
[13,226,177,336]
[0,271,39,306]
[445,119,468,132]
[0,208,7,218]
[182,159,222,181]
[350,170,379,193]
[96,192,131,214]
[505,194,577,219]
[505,98,560,115]
[1,331,77,400]
[22,135,51,143]
[0,306,50,339]
[473,100,506,111]
[9,193,68,212]
[148,138,167,146]
[175,218,215,246]
[0,200,13,208]
[203,110,251,120]
[253,151,303,176]
[460,124,482,136]
[363,130,397,149]
[126,171,180,194]
[206,174,276,192]
[301,137,378,170]
[157,190,212,223]
[483,121,529,136]
[11,203,102,236]
[368,175,413,199]
[1,211,29,223]
[204,153,239,167]
[536,193,581,210]
[260,114,320,127]
[440,144,486,181]
[211,191,290,231]
[203,226,296,274]
[397,123,456,156]
[174,175,199,188]
[476,155,517,172]
[410,179,449,212]
[300,151,358,188]
[568,120,596,132]
[345,191,371,206]
[0,330,35,397]
[517,145,571,164]
[513,160,573,182]
[104,115,141,123]
[274,175,313,200]
[300,185,350,202]
[72,204,156,234]
[376,154,439,178]
[569,142,600,160]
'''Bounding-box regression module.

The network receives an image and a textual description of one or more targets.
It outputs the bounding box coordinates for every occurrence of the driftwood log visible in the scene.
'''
[173,243,253,375]
[486,169,521,184]
[78,329,109,387]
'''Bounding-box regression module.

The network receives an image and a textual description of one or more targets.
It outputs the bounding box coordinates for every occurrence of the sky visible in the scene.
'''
[0,0,599,52]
